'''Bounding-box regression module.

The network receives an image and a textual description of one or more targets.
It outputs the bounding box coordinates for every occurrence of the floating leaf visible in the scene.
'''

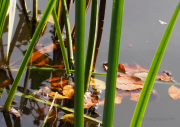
[49,76,73,87]
[116,75,144,91]
[61,114,74,125]
[48,91,67,99]
[168,85,180,100]
[62,85,74,98]
[90,77,106,90]
[84,92,99,108]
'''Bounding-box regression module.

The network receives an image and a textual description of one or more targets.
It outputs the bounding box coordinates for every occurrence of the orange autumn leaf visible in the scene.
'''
[122,63,149,74]
[156,71,173,82]
[62,85,74,98]
[116,75,144,91]
[9,107,22,120]
[49,77,70,87]
[168,85,180,100]
[84,92,99,108]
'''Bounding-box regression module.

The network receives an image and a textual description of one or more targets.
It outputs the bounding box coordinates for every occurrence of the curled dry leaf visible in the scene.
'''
[84,92,99,108]
[116,75,144,91]
[62,85,74,98]
[168,85,180,100]
[61,114,74,125]
[90,77,106,90]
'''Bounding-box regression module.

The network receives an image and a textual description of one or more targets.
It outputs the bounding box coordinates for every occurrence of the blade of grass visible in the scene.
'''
[102,0,124,127]
[52,8,70,76]
[84,0,98,92]
[2,0,57,112]
[0,0,10,38]
[130,2,180,127]
[61,0,74,66]
[6,0,17,61]
[75,0,85,126]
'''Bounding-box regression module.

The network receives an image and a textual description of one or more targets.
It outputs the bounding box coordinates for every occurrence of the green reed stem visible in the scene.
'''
[75,0,85,126]
[52,8,70,76]
[61,0,74,66]
[102,0,124,127]
[2,0,57,112]
[130,2,180,127]
[0,0,10,38]
[84,0,98,92]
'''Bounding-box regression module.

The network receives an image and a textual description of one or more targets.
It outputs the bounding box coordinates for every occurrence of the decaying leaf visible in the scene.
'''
[9,107,22,120]
[84,92,99,108]
[0,79,12,88]
[168,85,180,100]
[62,85,74,98]
[90,77,106,90]
[116,75,144,91]
[61,114,74,125]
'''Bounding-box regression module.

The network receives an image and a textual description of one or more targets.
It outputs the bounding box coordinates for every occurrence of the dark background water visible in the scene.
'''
[1,0,180,126]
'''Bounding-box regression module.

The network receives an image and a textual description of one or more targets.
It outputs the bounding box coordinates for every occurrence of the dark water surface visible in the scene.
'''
[1,0,180,127]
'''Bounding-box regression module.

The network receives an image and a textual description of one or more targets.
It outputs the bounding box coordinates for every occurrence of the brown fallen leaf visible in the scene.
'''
[62,85,74,98]
[0,79,12,88]
[157,71,173,82]
[52,65,65,69]
[84,92,99,108]
[90,77,106,90]
[9,107,22,120]
[116,75,144,91]
[49,91,67,99]
[168,85,180,100]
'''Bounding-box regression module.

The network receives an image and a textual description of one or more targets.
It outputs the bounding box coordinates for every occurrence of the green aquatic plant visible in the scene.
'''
[130,1,180,127]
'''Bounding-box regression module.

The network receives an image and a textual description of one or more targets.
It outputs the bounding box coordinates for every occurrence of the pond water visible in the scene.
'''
[1,0,180,127]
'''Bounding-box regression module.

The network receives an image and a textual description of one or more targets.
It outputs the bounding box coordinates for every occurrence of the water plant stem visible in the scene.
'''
[84,0,98,92]
[102,0,124,127]
[33,0,37,22]
[61,0,74,66]
[130,2,180,127]
[52,8,70,76]
[2,0,57,112]
[74,0,85,126]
